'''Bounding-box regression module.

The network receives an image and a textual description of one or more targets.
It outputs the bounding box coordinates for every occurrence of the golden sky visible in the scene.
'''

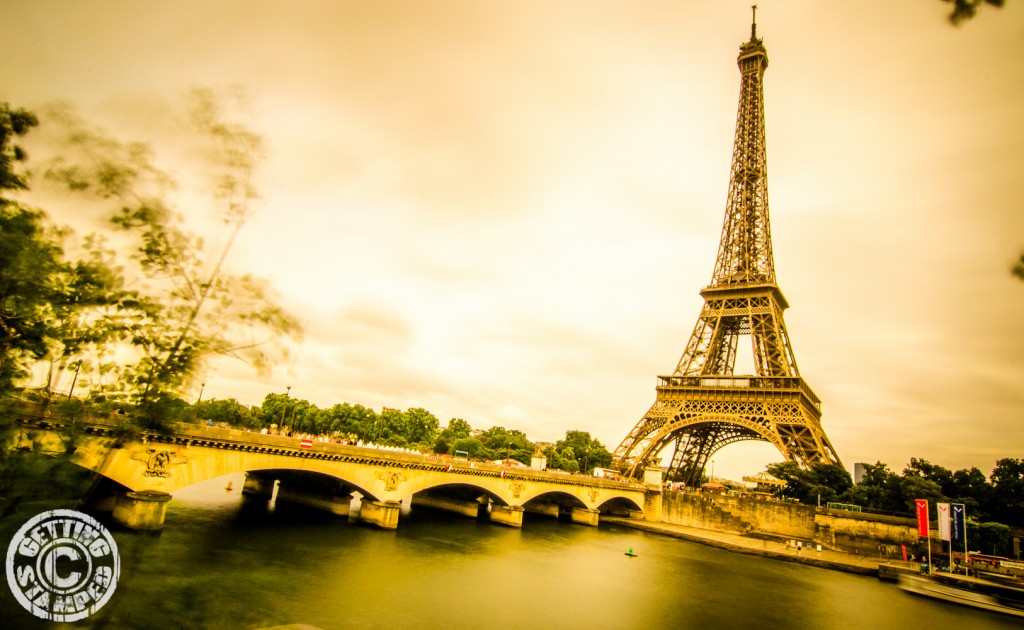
[3,1,1024,481]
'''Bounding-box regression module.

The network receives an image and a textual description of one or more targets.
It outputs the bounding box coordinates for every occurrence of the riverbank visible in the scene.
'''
[603,516,882,576]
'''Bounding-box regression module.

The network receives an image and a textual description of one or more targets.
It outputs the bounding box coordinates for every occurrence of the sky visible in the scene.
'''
[3,1,1023,482]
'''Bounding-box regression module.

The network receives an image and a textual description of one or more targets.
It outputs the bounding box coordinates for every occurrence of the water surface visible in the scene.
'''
[3,474,1019,629]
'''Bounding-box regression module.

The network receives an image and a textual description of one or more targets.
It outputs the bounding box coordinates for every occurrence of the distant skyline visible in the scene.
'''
[3,1,1023,481]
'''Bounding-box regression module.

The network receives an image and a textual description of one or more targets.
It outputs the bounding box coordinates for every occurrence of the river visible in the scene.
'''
[2,473,1020,629]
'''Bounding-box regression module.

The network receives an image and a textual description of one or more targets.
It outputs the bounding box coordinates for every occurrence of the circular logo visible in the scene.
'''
[6,509,120,623]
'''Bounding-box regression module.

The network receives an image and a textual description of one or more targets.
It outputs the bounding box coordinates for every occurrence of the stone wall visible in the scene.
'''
[660,491,920,556]
[815,510,921,556]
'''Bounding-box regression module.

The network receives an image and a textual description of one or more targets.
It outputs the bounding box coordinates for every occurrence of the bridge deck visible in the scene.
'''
[18,415,646,493]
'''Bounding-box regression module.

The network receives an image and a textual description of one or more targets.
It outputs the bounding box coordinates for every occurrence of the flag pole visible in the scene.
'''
[925,500,933,574]
[964,506,969,576]
[927,521,933,574]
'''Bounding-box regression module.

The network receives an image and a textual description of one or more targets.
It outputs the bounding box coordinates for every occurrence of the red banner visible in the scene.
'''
[300,438,313,449]
[915,499,929,536]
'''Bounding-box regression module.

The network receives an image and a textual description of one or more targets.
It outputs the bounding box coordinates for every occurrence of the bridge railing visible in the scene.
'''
[15,414,646,490]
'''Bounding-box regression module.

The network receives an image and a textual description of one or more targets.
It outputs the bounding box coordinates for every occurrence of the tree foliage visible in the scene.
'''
[2,96,302,417]
[941,0,1005,25]
[764,456,1024,530]
[761,455,1023,552]
[0,104,37,191]
[0,105,50,393]
[544,430,611,474]
[989,458,1024,526]
[766,461,853,506]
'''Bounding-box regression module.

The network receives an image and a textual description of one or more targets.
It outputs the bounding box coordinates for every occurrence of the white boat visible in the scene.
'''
[898,573,1024,618]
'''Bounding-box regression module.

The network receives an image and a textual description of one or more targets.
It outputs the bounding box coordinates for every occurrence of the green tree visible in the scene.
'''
[899,475,945,514]
[432,435,451,455]
[256,392,295,431]
[290,399,319,435]
[973,521,1013,556]
[767,461,806,501]
[904,458,955,495]
[0,105,128,403]
[768,461,852,505]
[375,407,407,446]
[941,0,1005,25]
[544,430,610,473]
[544,444,579,473]
[841,461,904,513]
[0,105,54,393]
[0,103,37,191]
[807,463,853,505]
[38,244,140,405]
[453,436,486,460]
[34,95,301,412]
[440,418,472,441]
[347,404,379,443]
[480,426,534,464]
[318,402,375,442]
[0,205,65,393]
[194,397,253,427]
[434,418,472,454]
[949,466,994,519]
[403,407,440,448]
[988,458,1024,527]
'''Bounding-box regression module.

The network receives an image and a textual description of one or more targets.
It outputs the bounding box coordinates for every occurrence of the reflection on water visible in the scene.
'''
[2,473,1020,629]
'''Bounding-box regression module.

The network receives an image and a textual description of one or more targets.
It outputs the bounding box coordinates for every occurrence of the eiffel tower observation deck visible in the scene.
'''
[613,8,843,486]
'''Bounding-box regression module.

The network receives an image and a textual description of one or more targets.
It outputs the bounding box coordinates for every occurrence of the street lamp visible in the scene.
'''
[280,385,291,433]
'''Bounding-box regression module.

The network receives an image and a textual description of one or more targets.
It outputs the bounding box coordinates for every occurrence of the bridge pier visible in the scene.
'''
[570,507,600,527]
[112,490,172,530]
[359,499,401,529]
[241,472,277,501]
[643,490,663,522]
[642,466,665,521]
[490,504,524,528]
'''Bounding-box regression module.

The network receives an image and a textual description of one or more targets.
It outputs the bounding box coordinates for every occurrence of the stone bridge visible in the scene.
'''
[14,417,662,531]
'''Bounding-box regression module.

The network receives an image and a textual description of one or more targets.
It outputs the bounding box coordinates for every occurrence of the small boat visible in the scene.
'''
[625,547,638,557]
[898,573,1024,618]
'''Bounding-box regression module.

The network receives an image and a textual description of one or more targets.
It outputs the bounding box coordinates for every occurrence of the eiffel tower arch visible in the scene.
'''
[613,10,842,486]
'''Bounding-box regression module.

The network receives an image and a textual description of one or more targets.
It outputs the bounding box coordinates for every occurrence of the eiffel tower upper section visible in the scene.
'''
[713,14,773,289]
[672,10,798,381]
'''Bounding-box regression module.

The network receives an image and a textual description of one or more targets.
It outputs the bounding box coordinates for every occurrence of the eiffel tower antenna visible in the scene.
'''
[612,13,842,485]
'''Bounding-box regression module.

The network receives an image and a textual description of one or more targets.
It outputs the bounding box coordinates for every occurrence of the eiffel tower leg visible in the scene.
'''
[665,434,703,487]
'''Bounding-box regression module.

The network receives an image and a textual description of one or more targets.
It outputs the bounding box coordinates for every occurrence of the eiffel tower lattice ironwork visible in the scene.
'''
[612,11,842,485]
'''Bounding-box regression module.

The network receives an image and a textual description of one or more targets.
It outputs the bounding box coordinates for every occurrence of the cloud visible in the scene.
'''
[6,1,1024,480]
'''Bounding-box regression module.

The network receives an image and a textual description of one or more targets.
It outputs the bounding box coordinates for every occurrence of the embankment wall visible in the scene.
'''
[660,491,921,557]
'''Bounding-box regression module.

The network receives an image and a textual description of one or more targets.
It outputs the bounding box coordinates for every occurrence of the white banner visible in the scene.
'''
[937,502,951,541]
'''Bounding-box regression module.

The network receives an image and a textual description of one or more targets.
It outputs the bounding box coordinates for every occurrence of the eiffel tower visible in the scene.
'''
[612,9,842,485]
